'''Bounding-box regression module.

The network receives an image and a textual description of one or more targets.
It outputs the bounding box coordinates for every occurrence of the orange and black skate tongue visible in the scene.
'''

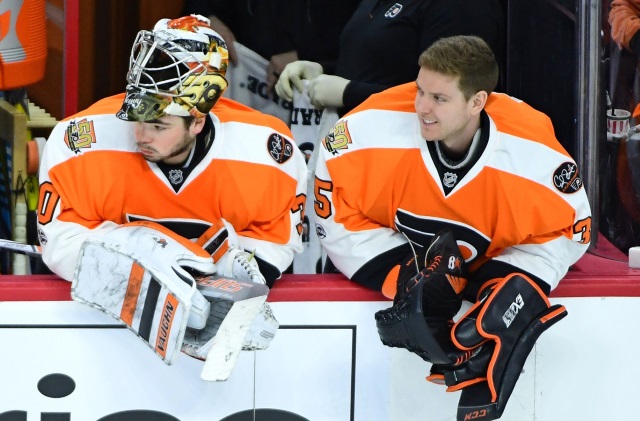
[424,230,466,277]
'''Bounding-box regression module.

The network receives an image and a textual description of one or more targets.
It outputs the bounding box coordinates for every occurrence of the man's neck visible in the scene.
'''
[439,115,482,158]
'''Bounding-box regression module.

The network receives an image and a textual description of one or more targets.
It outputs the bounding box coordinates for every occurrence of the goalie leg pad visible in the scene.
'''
[451,273,568,421]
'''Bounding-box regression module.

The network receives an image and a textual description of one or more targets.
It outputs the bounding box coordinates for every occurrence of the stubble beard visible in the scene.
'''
[142,132,196,164]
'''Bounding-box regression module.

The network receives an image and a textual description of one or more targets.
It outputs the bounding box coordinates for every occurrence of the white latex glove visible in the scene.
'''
[275,60,323,101]
[267,50,298,93]
[308,75,350,109]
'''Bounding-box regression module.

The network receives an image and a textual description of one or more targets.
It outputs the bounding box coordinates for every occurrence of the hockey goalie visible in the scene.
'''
[36,15,307,382]
[375,231,568,420]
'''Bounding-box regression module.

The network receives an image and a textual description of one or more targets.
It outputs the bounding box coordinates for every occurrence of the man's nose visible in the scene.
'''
[416,97,432,114]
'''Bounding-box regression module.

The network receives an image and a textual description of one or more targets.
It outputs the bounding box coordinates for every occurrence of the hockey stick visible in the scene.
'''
[0,238,42,257]
[0,238,268,381]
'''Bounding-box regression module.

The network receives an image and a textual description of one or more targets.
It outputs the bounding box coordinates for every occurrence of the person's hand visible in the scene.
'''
[267,50,298,94]
[208,15,238,65]
[308,75,350,109]
[274,60,323,101]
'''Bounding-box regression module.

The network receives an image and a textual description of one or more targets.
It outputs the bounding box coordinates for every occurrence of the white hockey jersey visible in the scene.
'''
[314,83,592,291]
[38,94,307,282]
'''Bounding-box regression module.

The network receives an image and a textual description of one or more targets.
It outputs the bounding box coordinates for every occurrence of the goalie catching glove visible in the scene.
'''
[72,221,216,364]
[375,230,468,363]
[181,220,278,363]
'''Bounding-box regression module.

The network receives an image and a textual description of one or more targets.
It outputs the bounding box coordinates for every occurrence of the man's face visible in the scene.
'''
[414,68,482,154]
[133,115,201,165]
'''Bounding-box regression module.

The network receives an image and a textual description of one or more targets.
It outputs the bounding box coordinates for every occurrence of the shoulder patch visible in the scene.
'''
[64,118,97,154]
[552,162,582,193]
[267,133,294,164]
[322,120,352,155]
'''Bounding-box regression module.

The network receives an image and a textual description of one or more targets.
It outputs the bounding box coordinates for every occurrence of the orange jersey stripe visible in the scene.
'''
[49,151,296,245]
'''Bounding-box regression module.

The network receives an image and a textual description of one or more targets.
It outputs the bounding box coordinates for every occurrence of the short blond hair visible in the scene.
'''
[418,35,499,100]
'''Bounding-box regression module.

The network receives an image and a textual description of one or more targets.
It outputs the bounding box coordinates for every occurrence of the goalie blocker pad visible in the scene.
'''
[71,222,218,365]
[73,243,193,364]
[449,273,568,421]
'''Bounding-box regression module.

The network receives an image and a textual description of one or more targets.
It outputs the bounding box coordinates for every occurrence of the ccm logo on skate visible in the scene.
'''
[463,409,488,420]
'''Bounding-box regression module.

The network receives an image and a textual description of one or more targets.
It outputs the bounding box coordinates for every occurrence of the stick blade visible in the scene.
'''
[200,294,267,381]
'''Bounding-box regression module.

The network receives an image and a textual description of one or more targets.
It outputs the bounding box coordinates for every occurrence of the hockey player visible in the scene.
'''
[37,15,307,375]
[314,35,591,419]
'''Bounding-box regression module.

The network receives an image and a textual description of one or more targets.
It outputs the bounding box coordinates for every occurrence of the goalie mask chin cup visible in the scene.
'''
[116,15,229,122]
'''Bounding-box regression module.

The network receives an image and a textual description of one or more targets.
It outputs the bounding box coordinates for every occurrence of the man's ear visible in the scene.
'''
[470,91,488,115]
[190,117,206,135]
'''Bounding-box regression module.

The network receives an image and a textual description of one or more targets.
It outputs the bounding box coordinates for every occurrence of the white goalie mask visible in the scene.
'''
[117,15,229,122]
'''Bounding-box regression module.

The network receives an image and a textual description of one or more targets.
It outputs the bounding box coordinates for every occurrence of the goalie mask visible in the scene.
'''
[117,15,229,122]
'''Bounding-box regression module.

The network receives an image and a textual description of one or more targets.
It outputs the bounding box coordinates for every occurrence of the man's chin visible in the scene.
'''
[420,129,439,142]
[421,134,438,142]
[141,155,161,163]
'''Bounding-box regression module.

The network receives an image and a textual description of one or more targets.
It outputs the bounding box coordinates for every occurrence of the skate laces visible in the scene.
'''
[233,249,264,284]
[424,255,442,275]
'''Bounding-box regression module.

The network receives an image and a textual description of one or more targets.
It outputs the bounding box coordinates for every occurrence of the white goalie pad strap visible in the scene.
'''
[71,223,217,364]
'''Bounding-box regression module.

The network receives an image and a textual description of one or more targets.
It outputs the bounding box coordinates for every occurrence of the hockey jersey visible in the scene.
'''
[38,94,307,282]
[314,83,591,292]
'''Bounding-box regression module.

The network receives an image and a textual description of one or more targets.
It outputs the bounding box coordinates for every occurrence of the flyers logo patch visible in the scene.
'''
[64,119,96,154]
[267,133,293,164]
[322,120,352,155]
[553,162,582,193]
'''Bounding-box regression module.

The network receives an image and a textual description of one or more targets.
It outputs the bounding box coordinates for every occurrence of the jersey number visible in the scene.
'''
[37,182,61,225]
[314,177,333,219]
[291,193,306,236]
[574,216,592,244]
